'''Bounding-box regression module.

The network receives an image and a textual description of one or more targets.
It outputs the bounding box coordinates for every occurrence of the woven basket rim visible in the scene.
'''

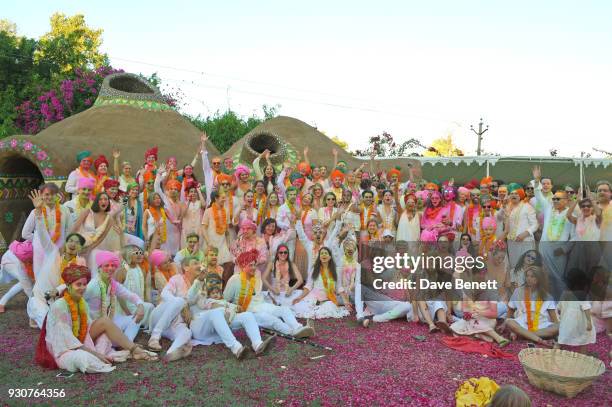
[518,348,606,381]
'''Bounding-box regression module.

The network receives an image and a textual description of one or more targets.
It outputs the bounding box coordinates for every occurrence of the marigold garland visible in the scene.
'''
[321,266,338,305]
[256,195,267,224]
[42,203,62,243]
[238,271,256,311]
[360,204,374,230]
[149,207,167,243]
[212,202,228,235]
[64,291,88,343]
[524,288,543,332]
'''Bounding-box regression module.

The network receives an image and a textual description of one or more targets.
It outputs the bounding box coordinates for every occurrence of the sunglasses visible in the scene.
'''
[580,204,592,209]
[131,251,144,256]
[278,251,288,255]
[566,190,575,194]
[525,187,534,191]
[552,197,561,201]
[221,182,230,187]
[212,162,221,165]
[326,197,336,201]
[483,205,492,209]
[526,254,537,260]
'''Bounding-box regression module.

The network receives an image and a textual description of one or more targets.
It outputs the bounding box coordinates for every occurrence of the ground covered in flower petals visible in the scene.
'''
[0,289,610,406]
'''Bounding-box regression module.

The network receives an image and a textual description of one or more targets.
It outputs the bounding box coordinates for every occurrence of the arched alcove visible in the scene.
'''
[0,153,44,245]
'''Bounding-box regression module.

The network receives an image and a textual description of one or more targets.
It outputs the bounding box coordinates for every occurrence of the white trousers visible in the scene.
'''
[250,302,302,335]
[191,308,263,351]
[150,297,192,354]
[0,283,22,306]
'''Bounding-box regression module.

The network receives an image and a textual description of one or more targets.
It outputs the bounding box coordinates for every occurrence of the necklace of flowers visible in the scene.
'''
[256,195,267,224]
[547,209,567,241]
[212,202,228,235]
[478,235,496,259]
[64,291,88,343]
[226,192,234,223]
[42,203,62,243]
[342,254,357,286]
[149,206,167,243]
[78,167,94,179]
[99,278,117,319]
[321,266,338,305]
[238,271,256,310]
[360,204,374,230]
[524,287,543,332]
[381,204,394,229]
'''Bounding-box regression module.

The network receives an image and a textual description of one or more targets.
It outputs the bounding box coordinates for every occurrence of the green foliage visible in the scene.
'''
[35,13,107,75]
[189,105,279,153]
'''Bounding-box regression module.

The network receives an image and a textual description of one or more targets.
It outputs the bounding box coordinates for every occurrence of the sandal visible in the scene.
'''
[429,325,440,333]
[131,345,159,361]
[358,315,374,328]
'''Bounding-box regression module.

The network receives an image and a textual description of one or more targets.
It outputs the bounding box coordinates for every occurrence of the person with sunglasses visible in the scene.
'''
[262,244,304,307]
[318,192,339,234]
[115,245,154,328]
[532,166,572,296]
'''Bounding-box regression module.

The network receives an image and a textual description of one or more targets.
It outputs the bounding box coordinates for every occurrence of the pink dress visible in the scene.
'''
[181,201,203,246]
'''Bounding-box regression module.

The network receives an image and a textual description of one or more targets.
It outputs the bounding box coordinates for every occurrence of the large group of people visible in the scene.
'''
[0,132,610,373]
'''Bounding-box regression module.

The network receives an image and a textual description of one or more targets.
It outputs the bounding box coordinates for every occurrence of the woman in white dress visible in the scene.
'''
[262,244,304,306]
[181,181,205,248]
[291,247,352,319]
[35,264,157,373]
[72,192,124,279]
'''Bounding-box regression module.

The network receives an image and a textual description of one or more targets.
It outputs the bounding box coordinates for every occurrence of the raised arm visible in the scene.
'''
[566,198,578,224]
[200,133,214,203]
[112,148,121,179]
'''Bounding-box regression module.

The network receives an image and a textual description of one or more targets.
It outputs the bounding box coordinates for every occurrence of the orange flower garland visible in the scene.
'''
[524,288,543,332]
[212,203,228,235]
[42,203,62,243]
[64,291,88,343]
[321,267,338,305]
[256,195,267,224]
[238,271,256,311]
[149,207,167,243]
[360,204,374,230]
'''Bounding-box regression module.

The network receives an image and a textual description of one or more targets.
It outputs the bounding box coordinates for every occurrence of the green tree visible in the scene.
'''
[35,13,107,75]
[189,105,279,153]
[0,19,17,35]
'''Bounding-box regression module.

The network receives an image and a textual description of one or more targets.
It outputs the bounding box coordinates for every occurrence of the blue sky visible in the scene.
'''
[5,1,612,157]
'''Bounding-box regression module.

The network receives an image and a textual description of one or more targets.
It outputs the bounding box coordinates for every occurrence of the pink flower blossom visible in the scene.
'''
[36,151,48,161]
[42,168,54,177]
[23,142,33,151]
[10,139,18,148]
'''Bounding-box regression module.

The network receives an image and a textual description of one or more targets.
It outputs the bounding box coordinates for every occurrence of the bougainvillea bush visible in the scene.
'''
[0,291,609,406]
[13,66,123,135]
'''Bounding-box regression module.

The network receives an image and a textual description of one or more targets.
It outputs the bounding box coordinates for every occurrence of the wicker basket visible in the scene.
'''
[518,348,606,398]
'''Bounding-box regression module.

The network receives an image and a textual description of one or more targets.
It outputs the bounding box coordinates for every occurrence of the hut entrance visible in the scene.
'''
[0,153,44,248]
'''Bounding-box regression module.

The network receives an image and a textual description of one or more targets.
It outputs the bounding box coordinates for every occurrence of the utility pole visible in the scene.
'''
[470,118,489,156]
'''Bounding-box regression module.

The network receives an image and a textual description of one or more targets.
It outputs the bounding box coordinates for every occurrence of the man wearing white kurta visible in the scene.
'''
[224,249,313,338]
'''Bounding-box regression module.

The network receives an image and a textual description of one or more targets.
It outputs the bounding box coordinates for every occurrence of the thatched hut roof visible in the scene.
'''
[224,115,422,175]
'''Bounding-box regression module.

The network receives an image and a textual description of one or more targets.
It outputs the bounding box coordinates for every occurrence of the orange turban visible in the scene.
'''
[387,167,401,180]
[425,182,439,191]
[480,176,492,187]
[166,179,181,191]
[217,173,233,184]
[330,169,345,182]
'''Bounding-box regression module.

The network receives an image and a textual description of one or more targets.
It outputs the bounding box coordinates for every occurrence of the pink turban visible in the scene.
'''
[482,216,497,230]
[9,240,33,262]
[458,186,469,195]
[77,177,95,190]
[234,164,250,182]
[415,190,430,201]
[95,250,120,268]
[239,218,257,233]
[149,249,169,267]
